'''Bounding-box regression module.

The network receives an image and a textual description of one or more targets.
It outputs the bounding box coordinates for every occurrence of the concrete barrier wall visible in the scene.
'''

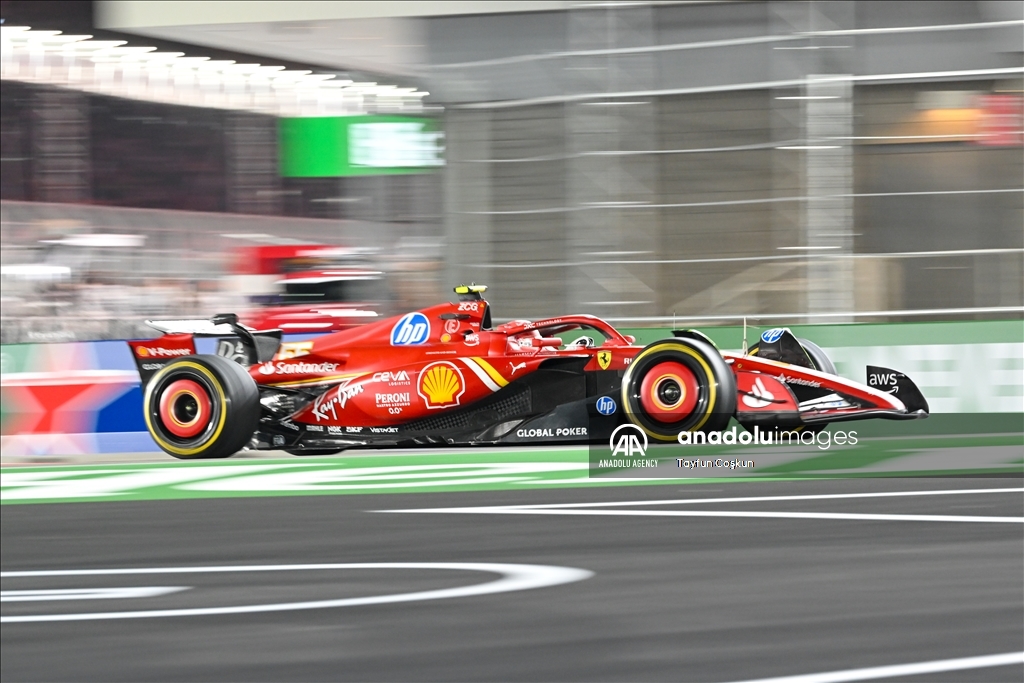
[1,321,1021,456]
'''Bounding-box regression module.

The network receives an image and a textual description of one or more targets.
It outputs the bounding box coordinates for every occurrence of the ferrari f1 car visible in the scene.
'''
[128,285,929,459]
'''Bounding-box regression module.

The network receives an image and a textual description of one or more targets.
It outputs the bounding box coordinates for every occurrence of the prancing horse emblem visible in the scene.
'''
[597,351,612,370]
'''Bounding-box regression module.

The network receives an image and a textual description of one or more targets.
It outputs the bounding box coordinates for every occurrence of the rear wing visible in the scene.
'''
[127,313,281,385]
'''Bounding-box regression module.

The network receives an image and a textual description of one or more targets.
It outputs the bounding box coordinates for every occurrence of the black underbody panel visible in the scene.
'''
[255,359,626,452]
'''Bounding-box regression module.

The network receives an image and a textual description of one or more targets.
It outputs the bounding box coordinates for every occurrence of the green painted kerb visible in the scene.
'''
[3,434,1021,505]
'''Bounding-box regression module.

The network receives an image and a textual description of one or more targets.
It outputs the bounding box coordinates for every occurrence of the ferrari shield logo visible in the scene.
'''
[597,351,612,370]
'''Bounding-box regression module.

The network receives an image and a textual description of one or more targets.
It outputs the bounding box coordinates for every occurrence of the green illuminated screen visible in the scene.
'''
[278,116,444,177]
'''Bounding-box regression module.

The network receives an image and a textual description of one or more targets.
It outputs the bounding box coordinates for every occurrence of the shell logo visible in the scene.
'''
[137,347,150,357]
[418,362,465,409]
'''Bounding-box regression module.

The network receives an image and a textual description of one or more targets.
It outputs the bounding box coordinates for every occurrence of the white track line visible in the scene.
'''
[726,651,1024,683]
[381,507,1022,523]
[380,488,1024,523]
[1,587,189,602]
[0,563,592,623]
[439,487,1024,510]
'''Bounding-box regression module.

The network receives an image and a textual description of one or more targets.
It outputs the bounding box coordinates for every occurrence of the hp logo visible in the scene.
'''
[596,396,617,416]
[391,312,431,346]
[760,328,785,344]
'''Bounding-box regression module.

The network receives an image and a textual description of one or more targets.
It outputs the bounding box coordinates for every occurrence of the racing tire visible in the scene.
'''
[748,337,836,374]
[792,337,835,433]
[797,338,836,375]
[741,337,834,435]
[144,354,259,459]
[621,338,736,442]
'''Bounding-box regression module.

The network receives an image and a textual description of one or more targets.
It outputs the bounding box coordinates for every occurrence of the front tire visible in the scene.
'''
[796,338,836,375]
[748,337,836,374]
[621,338,736,441]
[741,337,835,435]
[144,355,259,459]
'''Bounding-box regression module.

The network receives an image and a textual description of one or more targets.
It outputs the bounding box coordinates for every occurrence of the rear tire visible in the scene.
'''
[144,355,259,459]
[621,338,736,441]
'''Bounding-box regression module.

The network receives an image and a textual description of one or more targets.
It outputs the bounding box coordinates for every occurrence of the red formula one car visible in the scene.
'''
[128,285,928,459]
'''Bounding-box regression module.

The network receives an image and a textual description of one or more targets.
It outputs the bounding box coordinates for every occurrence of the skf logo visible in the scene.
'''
[609,424,648,457]
[391,312,430,346]
[597,350,612,370]
[418,361,465,409]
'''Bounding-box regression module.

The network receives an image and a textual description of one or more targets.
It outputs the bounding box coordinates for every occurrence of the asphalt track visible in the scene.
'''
[3,447,1023,683]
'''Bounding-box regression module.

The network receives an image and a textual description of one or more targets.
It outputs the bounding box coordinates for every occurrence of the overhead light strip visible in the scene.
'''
[0,26,430,117]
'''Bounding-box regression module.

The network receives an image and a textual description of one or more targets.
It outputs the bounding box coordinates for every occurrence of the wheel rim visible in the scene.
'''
[158,378,212,438]
[638,361,699,423]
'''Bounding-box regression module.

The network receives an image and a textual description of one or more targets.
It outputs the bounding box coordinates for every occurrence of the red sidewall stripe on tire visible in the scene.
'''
[158,379,212,439]
[638,360,700,423]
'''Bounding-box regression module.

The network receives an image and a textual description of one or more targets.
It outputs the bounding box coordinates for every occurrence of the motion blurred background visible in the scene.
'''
[1,0,1021,343]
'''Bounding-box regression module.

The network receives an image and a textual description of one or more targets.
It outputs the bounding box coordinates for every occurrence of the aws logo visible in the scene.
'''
[868,371,899,393]
[418,361,465,409]
[391,312,431,346]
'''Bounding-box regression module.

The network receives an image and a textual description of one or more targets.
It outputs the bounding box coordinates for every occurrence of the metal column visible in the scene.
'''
[565,3,658,317]
[31,87,90,203]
